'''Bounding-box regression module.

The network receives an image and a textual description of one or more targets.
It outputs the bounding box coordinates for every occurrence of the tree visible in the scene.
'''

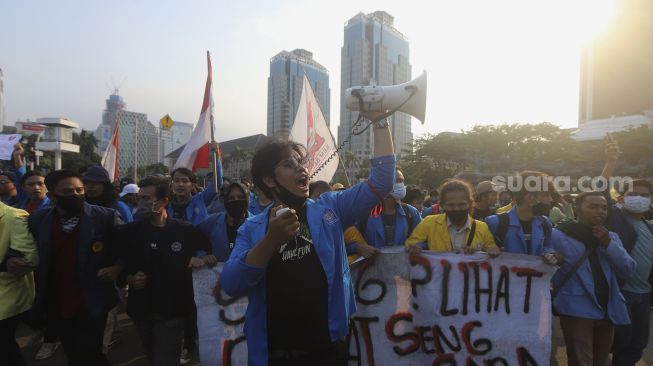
[223,145,251,179]
[61,130,102,173]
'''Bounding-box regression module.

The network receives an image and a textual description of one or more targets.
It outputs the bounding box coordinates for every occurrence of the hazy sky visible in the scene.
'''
[0,0,617,141]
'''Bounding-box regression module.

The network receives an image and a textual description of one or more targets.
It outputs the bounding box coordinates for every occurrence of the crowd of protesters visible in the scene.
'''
[1,122,652,366]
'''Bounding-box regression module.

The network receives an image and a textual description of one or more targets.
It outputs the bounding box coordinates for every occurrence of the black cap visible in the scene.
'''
[82,166,111,183]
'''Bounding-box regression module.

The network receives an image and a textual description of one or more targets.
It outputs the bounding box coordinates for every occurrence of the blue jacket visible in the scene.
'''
[166,180,218,226]
[27,203,123,321]
[111,199,133,223]
[2,166,27,208]
[197,211,251,262]
[220,155,395,366]
[551,229,636,325]
[248,196,271,216]
[485,206,554,255]
[356,203,422,249]
[18,196,51,213]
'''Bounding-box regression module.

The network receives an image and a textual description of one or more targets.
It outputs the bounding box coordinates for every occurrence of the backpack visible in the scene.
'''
[493,212,551,254]
[358,203,415,240]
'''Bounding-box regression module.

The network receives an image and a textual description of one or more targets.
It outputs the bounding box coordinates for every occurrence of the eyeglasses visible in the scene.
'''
[276,156,308,171]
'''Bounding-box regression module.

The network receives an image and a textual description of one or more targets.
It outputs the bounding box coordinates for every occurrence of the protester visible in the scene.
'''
[0,145,27,207]
[82,166,133,223]
[119,183,139,214]
[498,189,512,208]
[485,171,560,265]
[551,191,636,366]
[331,182,346,191]
[221,116,395,366]
[28,170,123,366]
[355,166,421,252]
[248,185,272,215]
[421,187,441,217]
[404,184,425,213]
[309,180,332,200]
[473,180,498,221]
[0,201,38,366]
[19,170,50,214]
[198,182,251,262]
[121,175,215,366]
[18,168,58,359]
[168,145,221,226]
[405,179,500,256]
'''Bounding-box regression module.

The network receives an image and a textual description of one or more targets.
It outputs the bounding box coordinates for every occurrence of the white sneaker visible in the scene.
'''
[179,348,190,365]
[34,342,59,361]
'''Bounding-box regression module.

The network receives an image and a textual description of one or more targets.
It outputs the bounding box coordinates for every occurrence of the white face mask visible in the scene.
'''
[390,183,406,200]
[623,195,652,214]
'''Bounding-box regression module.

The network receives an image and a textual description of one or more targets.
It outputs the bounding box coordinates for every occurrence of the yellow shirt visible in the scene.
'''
[405,213,497,252]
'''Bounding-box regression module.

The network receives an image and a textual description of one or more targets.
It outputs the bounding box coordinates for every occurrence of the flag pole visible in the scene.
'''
[208,51,219,193]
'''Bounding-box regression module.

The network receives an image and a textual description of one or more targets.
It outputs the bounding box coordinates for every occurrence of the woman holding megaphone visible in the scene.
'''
[220,115,396,366]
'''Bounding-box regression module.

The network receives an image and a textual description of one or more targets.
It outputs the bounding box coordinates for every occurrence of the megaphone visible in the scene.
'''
[345,71,427,124]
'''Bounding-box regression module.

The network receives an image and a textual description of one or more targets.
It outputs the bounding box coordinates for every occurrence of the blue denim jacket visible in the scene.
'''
[551,229,636,325]
[485,206,554,255]
[355,202,422,249]
[197,211,251,262]
[220,155,395,366]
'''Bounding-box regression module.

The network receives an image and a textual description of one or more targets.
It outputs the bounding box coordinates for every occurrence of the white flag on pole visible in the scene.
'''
[289,75,339,183]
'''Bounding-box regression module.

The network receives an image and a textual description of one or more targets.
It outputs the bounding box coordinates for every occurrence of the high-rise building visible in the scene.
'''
[267,49,330,139]
[579,0,653,125]
[94,93,159,177]
[338,11,412,177]
[0,68,4,132]
[160,120,193,167]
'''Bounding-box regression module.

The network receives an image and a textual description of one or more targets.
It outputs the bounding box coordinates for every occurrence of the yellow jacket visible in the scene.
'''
[344,226,367,264]
[496,203,513,214]
[405,213,497,252]
[0,202,38,320]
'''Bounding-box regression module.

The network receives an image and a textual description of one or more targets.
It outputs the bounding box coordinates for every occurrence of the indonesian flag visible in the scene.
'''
[101,122,119,182]
[174,51,215,171]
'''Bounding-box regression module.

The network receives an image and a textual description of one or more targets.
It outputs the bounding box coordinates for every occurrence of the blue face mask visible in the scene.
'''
[390,183,406,200]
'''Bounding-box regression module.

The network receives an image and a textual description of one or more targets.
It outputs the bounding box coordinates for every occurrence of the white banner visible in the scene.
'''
[193,265,248,366]
[0,134,22,160]
[195,251,555,366]
[289,75,339,183]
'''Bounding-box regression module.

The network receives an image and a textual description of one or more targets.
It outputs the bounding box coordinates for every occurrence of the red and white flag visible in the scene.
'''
[289,75,339,182]
[174,51,215,171]
[101,122,119,182]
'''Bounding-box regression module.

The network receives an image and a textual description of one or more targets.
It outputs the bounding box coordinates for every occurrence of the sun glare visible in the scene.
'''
[570,0,618,47]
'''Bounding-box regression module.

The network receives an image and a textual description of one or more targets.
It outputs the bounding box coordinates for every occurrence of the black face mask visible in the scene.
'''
[532,202,551,217]
[446,209,468,225]
[225,199,248,221]
[53,194,85,216]
[273,178,307,210]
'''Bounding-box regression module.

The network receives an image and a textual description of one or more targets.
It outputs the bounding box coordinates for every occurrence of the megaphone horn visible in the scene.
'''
[345,71,427,124]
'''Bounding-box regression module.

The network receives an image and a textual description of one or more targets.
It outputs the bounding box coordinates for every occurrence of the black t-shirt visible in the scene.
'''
[121,218,211,320]
[520,219,533,255]
[382,212,396,246]
[226,221,238,251]
[266,207,331,352]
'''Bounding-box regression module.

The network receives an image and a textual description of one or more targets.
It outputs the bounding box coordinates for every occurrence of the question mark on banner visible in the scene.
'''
[409,255,432,310]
